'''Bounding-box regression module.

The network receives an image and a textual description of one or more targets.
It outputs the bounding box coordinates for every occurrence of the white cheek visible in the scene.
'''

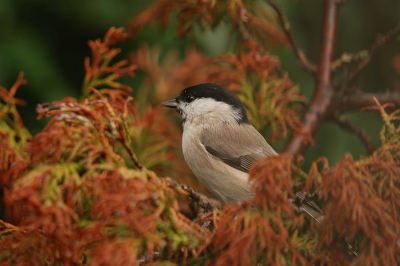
[179,98,240,123]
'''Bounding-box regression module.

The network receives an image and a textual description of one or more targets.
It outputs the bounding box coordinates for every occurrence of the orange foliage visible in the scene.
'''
[208,155,309,266]
[0,72,30,182]
[309,101,400,264]
[1,1,400,263]
[208,42,309,143]
[129,0,288,46]
[209,133,400,265]
[0,28,212,265]
[129,45,210,189]
[83,27,137,96]
[131,42,308,144]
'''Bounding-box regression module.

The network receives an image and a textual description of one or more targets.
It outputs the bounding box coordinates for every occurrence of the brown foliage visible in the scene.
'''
[83,27,137,97]
[207,122,400,265]
[0,28,212,265]
[129,0,288,46]
[208,42,309,143]
[129,45,209,189]
[131,42,308,145]
[1,0,400,264]
[311,101,400,264]
[0,73,30,177]
[207,155,309,266]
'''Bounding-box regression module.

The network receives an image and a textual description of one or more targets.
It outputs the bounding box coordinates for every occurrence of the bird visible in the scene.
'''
[162,83,358,256]
[162,83,322,218]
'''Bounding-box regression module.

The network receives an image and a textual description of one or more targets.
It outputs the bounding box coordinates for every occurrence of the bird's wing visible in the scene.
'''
[201,124,326,220]
[200,124,277,173]
[200,124,356,256]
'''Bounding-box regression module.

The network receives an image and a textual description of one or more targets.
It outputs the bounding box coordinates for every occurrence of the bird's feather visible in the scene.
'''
[200,123,277,173]
[200,123,326,222]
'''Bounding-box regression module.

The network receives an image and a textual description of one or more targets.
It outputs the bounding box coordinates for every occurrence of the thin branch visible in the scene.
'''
[330,114,375,154]
[284,0,339,157]
[337,23,400,87]
[119,138,147,171]
[179,184,219,212]
[330,51,369,71]
[266,0,317,73]
[336,91,400,113]
[117,125,147,171]
[0,220,20,235]
[166,177,220,213]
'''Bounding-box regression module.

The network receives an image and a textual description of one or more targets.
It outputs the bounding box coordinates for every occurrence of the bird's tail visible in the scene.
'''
[290,192,358,258]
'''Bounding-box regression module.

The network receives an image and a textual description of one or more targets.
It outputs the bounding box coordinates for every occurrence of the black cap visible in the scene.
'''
[162,83,250,124]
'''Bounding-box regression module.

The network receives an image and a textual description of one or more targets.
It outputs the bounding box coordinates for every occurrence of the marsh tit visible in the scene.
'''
[162,83,321,215]
[161,83,277,203]
[162,84,359,255]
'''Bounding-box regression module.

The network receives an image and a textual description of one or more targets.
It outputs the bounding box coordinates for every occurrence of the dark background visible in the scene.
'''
[1,0,399,167]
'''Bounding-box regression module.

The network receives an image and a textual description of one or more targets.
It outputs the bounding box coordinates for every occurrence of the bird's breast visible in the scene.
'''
[182,123,253,203]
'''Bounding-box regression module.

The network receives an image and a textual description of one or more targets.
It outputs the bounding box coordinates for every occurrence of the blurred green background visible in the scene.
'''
[0,0,399,168]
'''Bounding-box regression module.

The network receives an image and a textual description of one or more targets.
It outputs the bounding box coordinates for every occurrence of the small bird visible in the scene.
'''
[163,83,358,256]
[162,83,274,202]
[162,83,322,217]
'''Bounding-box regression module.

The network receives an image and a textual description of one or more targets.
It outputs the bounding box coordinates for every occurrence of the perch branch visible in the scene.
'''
[166,178,219,213]
[284,0,339,157]
[337,23,400,87]
[330,114,375,154]
[266,0,317,73]
[179,184,219,212]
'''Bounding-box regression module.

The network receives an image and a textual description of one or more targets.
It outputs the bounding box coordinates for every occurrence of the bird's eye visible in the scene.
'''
[186,94,195,102]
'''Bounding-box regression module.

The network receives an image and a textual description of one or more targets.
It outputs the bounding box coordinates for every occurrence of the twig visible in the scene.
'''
[266,0,317,73]
[284,0,339,157]
[335,91,400,113]
[121,141,146,171]
[330,114,375,154]
[337,23,400,87]
[165,177,220,213]
[331,51,369,71]
[0,220,20,235]
[179,184,218,212]
[117,128,147,171]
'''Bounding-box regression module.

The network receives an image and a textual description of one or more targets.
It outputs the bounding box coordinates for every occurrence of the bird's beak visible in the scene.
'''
[162,98,178,109]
